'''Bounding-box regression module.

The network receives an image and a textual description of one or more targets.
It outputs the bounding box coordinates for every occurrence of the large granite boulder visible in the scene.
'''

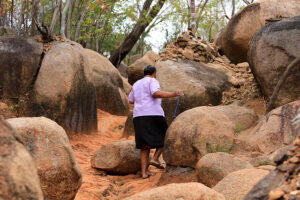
[196,152,252,187]
[0,117,43,200]
[213,169,269,200]
[0,37,43,100]
[157,59,231,124]
[127,51,159,85]
[124,182,225,200]
[245,101,300,154]
[91,140,140,175]
[217,0,300,64]
[0,26,17,36]
[84,49,129,116]
[7,117,82,200]
[248,15,300,107]
[163,106,235,167]
[32,41,97,134]
[163,104,257,167]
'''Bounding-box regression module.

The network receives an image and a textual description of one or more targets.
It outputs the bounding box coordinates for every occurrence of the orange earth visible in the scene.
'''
[70,110,166,200]
[70,98,266,200]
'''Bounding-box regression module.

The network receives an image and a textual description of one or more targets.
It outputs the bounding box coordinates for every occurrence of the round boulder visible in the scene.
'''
[127,51,159,85]
[218,0,300,64]
[213,169,269,200]
[196,152,252,187]
[33,41,97,134]
[91,140,140,174]
[246,101,300,154]
[124,182,225,200]
[0,37,43,100]
[248,15,300,107]
[84,49,129,116]
[157,59,231,124]
[7,117,82,200]
[163,106,235,167]
[0,117,43,200]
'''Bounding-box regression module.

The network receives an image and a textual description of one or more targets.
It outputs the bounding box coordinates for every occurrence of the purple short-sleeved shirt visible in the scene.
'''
[128,77,164,118]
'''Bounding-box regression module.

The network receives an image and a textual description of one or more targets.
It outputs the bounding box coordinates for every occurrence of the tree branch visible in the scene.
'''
[265,57,300,114]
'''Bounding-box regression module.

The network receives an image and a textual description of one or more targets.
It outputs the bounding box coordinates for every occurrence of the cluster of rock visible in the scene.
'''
[0,116,82,200]
[245,135,300,200]
[159,30,218,63]
[0,36,131,134]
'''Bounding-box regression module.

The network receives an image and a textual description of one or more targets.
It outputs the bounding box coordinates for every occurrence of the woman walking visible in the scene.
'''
[128,65,183,179]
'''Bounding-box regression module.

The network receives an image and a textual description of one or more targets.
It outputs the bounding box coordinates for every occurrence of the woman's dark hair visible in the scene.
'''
[144,65,156,76]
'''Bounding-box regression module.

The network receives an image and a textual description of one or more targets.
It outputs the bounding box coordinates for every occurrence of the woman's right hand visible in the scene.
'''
[174,90,184,97]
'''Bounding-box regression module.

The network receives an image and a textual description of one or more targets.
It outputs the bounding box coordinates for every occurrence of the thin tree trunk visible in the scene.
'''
[18,0,25,34]
[242,0,250,5]
[49,0,62,37]
[0,0,4,26]
[231,0,236,18]
[60,0,71,37]
[220,0,230,19]
[95,21,99,51]
[66,0,75,39]
[10,0,13,27]
[74,4,89,42]
[109,0,166,67]
[31,0,39,36]
[190,0,196,34]
[86,26,91,48]
[195,0,209,30]
[266,58,300,114]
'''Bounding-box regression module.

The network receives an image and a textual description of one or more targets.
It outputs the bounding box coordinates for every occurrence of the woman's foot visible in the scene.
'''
[142,172,153,179]
[149,160,165,169]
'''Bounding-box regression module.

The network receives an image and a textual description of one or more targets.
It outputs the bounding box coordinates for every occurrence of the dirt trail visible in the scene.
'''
[70,110,164,200]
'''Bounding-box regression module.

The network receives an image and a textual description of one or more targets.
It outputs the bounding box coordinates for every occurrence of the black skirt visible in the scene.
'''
[133,116,168,149]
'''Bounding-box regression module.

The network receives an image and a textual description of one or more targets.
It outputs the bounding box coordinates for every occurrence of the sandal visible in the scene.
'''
[142,173,152,179]
[149,161,165,169]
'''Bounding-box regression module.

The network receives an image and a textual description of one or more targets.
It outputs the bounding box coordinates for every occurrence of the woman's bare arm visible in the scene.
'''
[153,90,183,99]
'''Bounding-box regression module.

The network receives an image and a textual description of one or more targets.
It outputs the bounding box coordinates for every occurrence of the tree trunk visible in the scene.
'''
[18,0,25,34]
[10,0,13,27]
[109,0,166,67]
[86,26,91,48]
[31,0,40,36]
[195,0,209,30]
[74,4,89,42]
[49,0,62,37]
[95,21,99,51]
[0,0,4,26]
[60,0,71,37]
[190,0,196,34]
[66,0,75,39]
[231,0,236,18]
[265,58,300,114]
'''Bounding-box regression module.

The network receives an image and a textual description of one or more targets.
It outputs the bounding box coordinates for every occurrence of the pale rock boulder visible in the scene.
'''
[91,140,140,174]
[156,59,231,124]
[0,26,17,36]
[245,101,300,154]
[0,117,43,200]
[215,105,258,130]
[122,111,134,138]
[248,15,300,107]
[196,152,252,187]
[213,169,269,200]
[217,0,300,64]
[122,77,132,95]
[163,106,235,167]
[7,117,82,200]
[33,41,97,134]
[124,182,225,200]
[0,37,43,99]
[84,49,129,116]
[127,51,159,85]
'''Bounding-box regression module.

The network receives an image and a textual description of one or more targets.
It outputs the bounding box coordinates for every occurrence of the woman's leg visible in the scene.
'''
[153,147,163,162]
[140,147,150,178]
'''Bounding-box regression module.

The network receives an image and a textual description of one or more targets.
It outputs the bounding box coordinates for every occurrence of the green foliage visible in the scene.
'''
[206,135,234,154]
[234,124,243,135]
[257,160,275,166]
